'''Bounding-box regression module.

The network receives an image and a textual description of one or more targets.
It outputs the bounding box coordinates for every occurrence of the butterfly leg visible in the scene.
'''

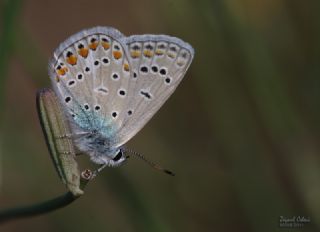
[59,151,74,155]
[56,133,73,139]
[57,151,85,157]
[56,151,83,158]
[55,131,91,139]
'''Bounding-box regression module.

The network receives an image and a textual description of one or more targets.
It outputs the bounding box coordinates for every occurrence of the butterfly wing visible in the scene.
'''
[48,27,132,141]
[109,34,194,147]
[49,27,194,150]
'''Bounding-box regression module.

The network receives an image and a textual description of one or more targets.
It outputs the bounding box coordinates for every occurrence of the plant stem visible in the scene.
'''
[0,175,90,224]
[0,191,77,224]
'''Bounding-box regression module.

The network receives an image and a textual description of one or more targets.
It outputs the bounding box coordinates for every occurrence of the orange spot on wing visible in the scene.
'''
[78,48,89,58]
[131,51,140,58]
[143,50,153,58]
[113,51,122,59]
[89,42,99,50]
[56,67,68,76]
[66,55,77,65]
[102,42,110,50]
[124,63,130,71]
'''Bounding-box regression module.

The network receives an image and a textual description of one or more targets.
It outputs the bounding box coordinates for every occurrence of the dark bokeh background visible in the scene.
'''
[1,0,320,231]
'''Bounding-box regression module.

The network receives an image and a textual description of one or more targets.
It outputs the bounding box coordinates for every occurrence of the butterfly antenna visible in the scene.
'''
[124,148,175,176]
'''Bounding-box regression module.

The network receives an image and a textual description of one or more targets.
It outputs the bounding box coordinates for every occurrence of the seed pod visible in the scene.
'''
[36,88,83,196]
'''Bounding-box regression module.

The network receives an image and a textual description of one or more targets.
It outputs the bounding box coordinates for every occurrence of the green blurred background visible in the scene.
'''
[1,0,320,231]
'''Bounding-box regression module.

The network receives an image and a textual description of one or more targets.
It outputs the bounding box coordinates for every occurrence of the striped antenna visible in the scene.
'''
[123,148,175,176]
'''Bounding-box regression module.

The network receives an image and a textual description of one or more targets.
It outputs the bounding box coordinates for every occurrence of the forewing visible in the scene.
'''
[48,27,131,139]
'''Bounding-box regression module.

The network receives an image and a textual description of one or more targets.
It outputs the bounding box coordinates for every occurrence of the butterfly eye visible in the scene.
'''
[113,150,123,161]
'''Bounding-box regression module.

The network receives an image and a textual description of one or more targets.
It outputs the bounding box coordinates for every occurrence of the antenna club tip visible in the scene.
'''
[164,170,175,176]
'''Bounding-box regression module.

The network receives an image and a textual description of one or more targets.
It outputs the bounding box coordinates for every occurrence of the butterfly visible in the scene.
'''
[48,26,194,175]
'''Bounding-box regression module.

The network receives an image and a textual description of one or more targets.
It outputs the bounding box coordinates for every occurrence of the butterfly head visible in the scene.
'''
[87,145,128,167]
